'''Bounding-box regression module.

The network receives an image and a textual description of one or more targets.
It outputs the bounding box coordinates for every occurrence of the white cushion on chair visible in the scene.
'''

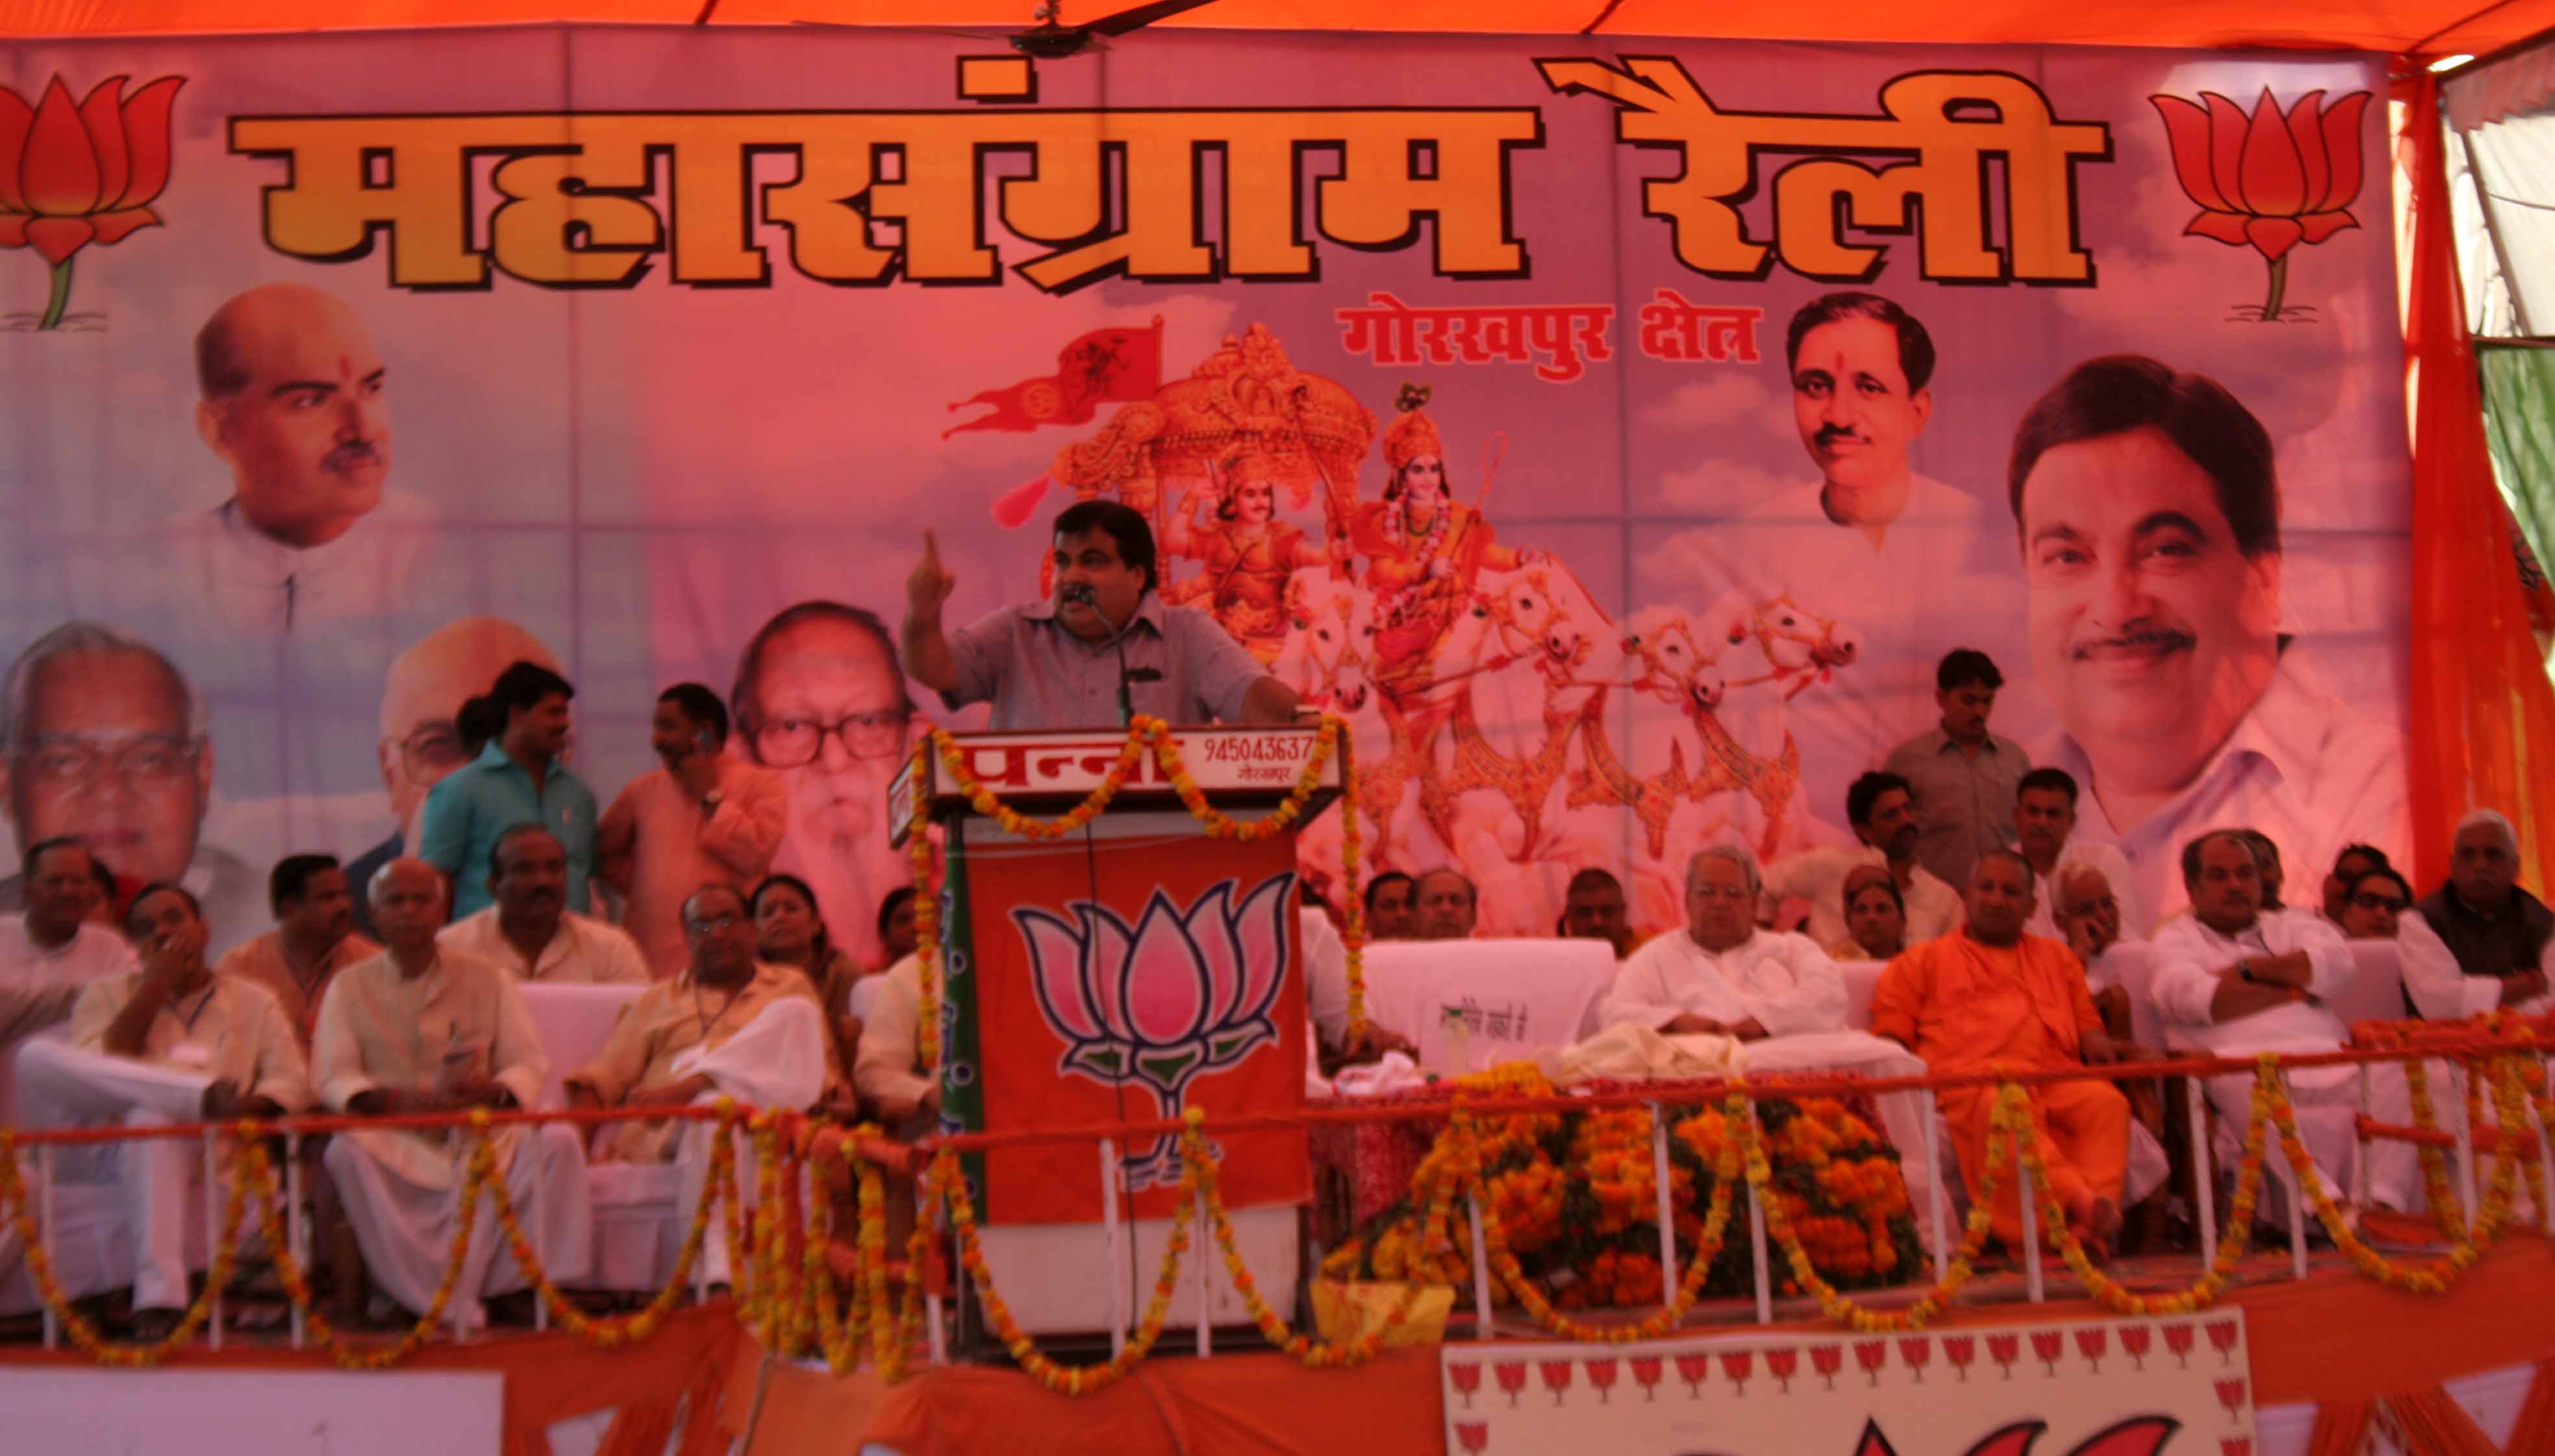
[1839,962,1883,1031]
[517,983,648,1111]
[2336,941,2409,1030]
[1360,939,1614,1076]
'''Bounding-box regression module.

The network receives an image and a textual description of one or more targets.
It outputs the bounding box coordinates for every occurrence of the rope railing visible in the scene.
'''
[0,1032,2547,1387]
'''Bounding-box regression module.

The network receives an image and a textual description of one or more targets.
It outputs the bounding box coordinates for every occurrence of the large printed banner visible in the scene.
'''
[1441,1315,2261,1456]
[0,30,2411,969]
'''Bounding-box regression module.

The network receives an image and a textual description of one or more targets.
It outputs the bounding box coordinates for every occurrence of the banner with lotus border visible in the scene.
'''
[1441,1313,2258,1456]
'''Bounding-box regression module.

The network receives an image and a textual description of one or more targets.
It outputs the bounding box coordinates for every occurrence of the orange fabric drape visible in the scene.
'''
[2385,1386,2506,1456]
[2307,1398,2379,1456]
[2402,69,2555,900]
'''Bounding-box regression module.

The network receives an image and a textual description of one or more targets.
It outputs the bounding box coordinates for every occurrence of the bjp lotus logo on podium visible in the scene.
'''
[1014,873,1293,1185]
[1,75,184,332]
[2149,88,2371,322]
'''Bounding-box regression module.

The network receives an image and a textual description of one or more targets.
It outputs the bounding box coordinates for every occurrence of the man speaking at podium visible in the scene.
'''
[901,500,1303,730]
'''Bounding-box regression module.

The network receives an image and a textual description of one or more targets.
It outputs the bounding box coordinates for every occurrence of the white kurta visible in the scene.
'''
[2396,911,2553,1021]
[438,908,650,986]
[313,948,590,1326]
[2025,838,2144,941]
[0,917,140,1130]
[2151,908,2416,1213]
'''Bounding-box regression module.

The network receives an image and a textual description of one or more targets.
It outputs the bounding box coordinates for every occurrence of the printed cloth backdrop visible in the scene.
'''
[0,29,2411,963]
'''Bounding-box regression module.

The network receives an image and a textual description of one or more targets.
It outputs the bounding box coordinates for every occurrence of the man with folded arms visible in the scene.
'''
[565,884,833,1289]
[2402,810,2552,1019]
[439,825,646,986]
[2150,830,2417,1232]
[315,857,590,1330]
[18,883,312,1337]
[1870,850,2134,1258]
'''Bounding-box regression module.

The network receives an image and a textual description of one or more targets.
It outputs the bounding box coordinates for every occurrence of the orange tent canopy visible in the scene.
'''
[8,0,2550,59]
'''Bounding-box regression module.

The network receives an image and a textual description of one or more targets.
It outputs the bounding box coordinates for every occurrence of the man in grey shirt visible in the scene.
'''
[1881,647,2031,890]
[901,500,1302,731]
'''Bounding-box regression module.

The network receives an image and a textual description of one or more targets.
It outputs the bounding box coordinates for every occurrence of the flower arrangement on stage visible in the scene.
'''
[1320,1067,1922,1316]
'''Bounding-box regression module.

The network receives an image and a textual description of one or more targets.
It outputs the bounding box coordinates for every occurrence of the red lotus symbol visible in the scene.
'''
[2075,1327,2109,1372]
[1493,1359,1528,1406]
[1629,1355,1663,1400]
[2218,1377,2248,1418]
[2207,1318,2240,1363]
[1449,1362,1482,1408]
[1944,1334,1976,1381]
[1855,1338,1889,1387]
[1812,1342,1845,1389]
[2032,1329,2066,1374]
[1720,1350,1753,1393]
[2149,87,2371,322]
[1016,875,1291,1188]
[1988,1333,2021,1378]
[2223,1440,2254,1456]
[1898,1336,1932,1381]
[1454,1420,1489,1456]
[2164,1322,2195,1366]
[0,75,183,333]
[2120,1324,2151,1371]
[1538,1357,1574,1404]
[1766,1346,1798,1392]
[1675,1352,1712,1396]
[1584,1357,1619,1401]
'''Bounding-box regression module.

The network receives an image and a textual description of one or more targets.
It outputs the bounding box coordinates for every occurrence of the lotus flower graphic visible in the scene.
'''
[1014,873,1291,1185]
[1,75,184,332]
[2149,87,2371,322]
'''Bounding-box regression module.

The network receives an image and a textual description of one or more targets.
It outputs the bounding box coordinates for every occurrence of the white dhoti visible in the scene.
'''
[661,1000,828,1288]
[15,1039,232,1311]
[324,1122,593,1329]
[2207,1062,2419,1220]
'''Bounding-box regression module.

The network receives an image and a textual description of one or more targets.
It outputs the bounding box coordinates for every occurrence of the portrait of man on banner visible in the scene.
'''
[2009,354,2409,922]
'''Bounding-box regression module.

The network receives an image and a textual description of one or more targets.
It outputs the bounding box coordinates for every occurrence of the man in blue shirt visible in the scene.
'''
[416,660,598,918]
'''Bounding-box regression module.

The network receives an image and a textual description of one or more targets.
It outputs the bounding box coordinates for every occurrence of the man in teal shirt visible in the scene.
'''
[416,661,598,918]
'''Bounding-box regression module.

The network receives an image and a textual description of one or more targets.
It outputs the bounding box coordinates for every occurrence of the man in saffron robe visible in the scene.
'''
[1869,849,2135,1257]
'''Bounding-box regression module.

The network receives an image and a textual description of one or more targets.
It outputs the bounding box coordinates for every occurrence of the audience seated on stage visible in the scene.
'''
[315,858,591,1331]
[1766,772,1963,951]
[1868,850,2134,1257]
[19,883,312,1337]
[1411,868,1477,941]
[598,683,787,978]
[215,853,377,1050]
[438,825,647,986]
[2,840,139,1092]
[2408,809,2552,1015]
[2150,831,2417,1228]
[2049,861,2147,1041]
[2013,768,2139,940]
[2321,843,2394,925]
[2236,830,2288,912]
[566,884,831,1288]
[2338,867,2414,940]
[1604,847,1848,1042]
[1826,864,1906,963]
[1362,871,1417,941]
[419,661,600,921]
[1881,648,2031,892]
[1557,867,1635,958]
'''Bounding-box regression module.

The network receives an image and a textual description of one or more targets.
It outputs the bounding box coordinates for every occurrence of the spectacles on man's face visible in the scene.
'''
[750,710,908,767]
[389,723,470,786]
[687,912,745,935]
[2352,892,2410,913]
[12,733,201,789]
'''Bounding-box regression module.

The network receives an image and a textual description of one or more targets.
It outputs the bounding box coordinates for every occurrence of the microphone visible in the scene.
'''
[1062,581,1138,726]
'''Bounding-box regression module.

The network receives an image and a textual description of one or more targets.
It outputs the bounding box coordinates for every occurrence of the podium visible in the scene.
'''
[892,725,1340,1335]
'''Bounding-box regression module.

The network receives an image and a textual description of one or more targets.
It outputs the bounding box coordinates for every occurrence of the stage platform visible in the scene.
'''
[8,1239,2547,1455]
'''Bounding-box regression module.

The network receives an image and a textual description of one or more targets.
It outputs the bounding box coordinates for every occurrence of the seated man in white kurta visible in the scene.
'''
[314,858,591,1329]
[1600,844,1940,1238]
[18,882,312,1337]
[565,884,832,1288]
[2150,831,2417,1231]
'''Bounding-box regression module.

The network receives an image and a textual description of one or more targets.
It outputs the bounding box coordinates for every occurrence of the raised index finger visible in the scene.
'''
[922,528,942,563]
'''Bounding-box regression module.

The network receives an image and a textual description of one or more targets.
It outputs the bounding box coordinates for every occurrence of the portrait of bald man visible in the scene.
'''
[0,622,258,953]
[346,618,561,938]
[162,283,437,633]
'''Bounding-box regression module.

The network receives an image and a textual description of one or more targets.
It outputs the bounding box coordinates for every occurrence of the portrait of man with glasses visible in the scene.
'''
[347,618,560,940]
[0,622,259,952]
[728,601,916,969]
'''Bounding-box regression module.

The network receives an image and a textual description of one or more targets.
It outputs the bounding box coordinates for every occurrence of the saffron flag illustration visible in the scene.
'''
[944,317,1165,438]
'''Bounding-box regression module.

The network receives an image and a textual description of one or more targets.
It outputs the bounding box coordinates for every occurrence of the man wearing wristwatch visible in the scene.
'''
[2150,830,2417,1235]
[598,683,787,977]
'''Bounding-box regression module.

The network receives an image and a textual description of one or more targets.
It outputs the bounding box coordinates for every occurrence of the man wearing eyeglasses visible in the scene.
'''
[0,622,259,954]
[729,601,918,969]
[598,685,786,977]
[565,884,835,1289]
[348,618,561,941]
[2401,809,2552,1020]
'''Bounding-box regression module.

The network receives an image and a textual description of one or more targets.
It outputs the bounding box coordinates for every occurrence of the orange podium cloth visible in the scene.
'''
[1868,932,2129,1244]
